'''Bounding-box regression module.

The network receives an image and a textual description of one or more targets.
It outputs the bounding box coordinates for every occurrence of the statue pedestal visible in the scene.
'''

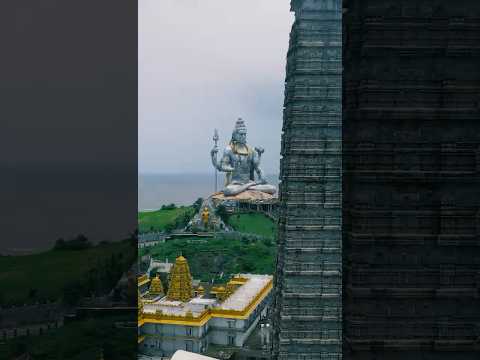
[211,190,277,203]
[188,191,278,233]
[210,190,278,216]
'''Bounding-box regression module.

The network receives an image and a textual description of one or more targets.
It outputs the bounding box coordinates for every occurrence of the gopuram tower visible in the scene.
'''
[273,1,342,359]
[166,256,194,302]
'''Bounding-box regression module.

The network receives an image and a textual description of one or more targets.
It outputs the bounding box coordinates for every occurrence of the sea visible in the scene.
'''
[138,173,279,211]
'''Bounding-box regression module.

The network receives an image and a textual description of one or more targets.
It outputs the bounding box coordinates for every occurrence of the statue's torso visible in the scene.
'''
[230,153,252,183]
[224,145,254,184]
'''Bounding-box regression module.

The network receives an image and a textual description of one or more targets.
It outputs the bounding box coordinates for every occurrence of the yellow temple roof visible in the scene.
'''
[139,274,273,327]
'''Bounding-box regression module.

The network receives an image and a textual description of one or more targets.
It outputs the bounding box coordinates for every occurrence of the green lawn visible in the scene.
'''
[146,236,276,282]
[0,240,134,305]
[138,206,194,233]
[228,213,277,238]
[0,314,136,360]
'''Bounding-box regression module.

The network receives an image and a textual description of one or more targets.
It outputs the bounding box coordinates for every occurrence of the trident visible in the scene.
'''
[213,129,219,192]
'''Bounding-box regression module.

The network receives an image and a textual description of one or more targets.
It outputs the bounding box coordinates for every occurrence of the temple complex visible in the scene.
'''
[273,0,342,359]
[138,256,273,358]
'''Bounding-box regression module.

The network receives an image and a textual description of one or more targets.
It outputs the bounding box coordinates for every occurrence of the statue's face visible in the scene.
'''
[233,129,247,145]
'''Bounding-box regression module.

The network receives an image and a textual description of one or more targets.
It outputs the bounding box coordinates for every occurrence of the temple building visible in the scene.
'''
[138,256,273,358]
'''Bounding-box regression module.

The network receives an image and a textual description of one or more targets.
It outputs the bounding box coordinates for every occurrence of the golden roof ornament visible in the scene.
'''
[166,256,194,302]
[149,274,164,295]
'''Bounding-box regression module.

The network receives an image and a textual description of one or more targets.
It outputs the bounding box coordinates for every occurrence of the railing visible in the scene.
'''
[138,232,166,242]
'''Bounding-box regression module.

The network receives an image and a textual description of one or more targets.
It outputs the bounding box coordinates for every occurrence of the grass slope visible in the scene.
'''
[0,241,133,305]
[146,236,276,282]
[138,206,194,233]
[228,213,277,238]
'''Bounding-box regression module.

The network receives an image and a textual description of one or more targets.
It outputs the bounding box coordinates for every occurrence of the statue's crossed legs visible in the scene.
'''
[223,181,277,196]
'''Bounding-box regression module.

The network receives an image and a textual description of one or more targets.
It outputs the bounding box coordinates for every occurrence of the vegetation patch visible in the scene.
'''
[146,235,276,283]
[227,212,277,238]
[138,205,195,233]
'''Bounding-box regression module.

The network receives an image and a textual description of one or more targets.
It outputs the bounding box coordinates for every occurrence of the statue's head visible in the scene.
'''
[231,118,247,145]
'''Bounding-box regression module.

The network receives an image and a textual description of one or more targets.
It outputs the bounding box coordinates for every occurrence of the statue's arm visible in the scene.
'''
[211,148,234,172]
[252,147,266,184]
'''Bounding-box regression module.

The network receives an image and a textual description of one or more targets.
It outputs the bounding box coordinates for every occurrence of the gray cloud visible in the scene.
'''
[139,0,293,174]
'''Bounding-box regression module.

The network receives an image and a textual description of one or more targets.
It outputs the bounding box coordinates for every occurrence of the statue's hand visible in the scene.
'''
[256,178,267,185]
[254,146,264,156]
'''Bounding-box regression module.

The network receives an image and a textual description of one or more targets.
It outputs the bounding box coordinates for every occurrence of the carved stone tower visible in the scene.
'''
[343,1,480,359]
[166,256,193,302]
[273,1,342,359]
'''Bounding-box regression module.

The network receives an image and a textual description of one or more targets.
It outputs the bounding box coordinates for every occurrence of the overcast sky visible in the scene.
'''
[139,0,294,174]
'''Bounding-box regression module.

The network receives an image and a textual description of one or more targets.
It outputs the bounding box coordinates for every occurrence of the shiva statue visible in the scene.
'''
[210,118,277,197]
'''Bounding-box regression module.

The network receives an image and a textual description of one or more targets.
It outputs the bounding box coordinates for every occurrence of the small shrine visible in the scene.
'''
[149,274,164,295]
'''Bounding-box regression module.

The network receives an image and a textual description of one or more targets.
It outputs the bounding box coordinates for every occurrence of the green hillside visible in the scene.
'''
[146,236,276,282]
[0,240,134,305]
[138,206,194,233]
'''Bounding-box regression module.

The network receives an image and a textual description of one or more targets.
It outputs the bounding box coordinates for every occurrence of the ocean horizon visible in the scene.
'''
[138,173,279,211]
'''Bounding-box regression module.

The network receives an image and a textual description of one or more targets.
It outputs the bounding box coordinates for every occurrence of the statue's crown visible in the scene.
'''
[234,117,247,133]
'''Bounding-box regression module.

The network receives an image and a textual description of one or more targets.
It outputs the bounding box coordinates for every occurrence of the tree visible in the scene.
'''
[192,198,204,213]
[53,238,66,250]
[262,237,272,247]
[164,222,175,234]
[161,203,177,210]
[27,288,38,300]
[55,234,92,250]
[215,204,229,224]
[62,281,83,306]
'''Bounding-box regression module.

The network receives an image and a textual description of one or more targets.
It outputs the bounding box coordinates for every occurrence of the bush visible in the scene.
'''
[161,203,177,210]
[62,280,84,306]
[164,223,175,234]
[215,204,229,224]
[54,234,92,251]
[192,198,204,213]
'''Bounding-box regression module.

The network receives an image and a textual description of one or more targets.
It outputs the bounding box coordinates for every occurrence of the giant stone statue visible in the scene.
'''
[211,118,276,197]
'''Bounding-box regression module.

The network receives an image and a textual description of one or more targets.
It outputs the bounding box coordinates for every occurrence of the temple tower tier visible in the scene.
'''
[273,1,342,359]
